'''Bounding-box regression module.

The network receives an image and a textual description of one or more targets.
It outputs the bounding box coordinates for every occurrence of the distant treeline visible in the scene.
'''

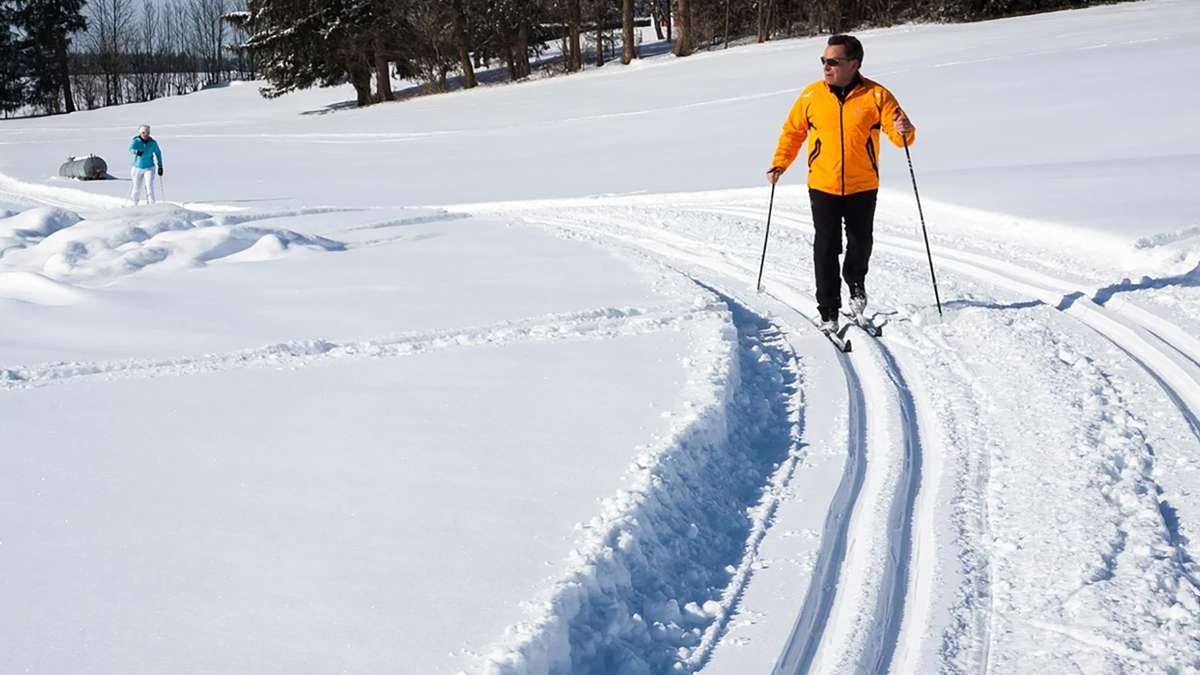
[1,0,252,117]
[2,0,1119,117]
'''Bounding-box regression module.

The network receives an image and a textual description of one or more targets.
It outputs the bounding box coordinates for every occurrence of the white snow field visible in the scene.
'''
[2,0,1200,673]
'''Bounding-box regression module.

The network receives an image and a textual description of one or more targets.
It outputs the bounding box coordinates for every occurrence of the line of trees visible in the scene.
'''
[232,0,1110,108]
[1,0,254,116]
[2,0,1113,117]
[71,0,255,111]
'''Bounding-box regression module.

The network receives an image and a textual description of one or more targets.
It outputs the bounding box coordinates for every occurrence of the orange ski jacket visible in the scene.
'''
[771,75,915,196]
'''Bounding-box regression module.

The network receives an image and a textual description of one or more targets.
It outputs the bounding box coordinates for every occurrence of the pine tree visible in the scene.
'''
[230,0,375,105]
[14,0,87,113]
[0,5,25,114]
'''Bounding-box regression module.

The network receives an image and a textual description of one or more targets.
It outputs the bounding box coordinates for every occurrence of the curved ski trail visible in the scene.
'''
[466,202,929,675]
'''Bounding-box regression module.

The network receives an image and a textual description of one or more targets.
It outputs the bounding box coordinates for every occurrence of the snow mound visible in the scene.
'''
[0,205,345,283]
[0,207,82,250]
[0,271,89,305]
[220,233,289,262]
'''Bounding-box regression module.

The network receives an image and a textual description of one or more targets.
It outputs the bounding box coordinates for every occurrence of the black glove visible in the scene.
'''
[157,167,163,177]
[136,150,143,156]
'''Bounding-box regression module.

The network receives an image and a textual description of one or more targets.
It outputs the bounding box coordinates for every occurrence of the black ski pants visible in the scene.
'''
[810,188,877,316]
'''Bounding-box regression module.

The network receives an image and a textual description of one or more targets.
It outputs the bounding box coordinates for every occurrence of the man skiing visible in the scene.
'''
[129,124,163,205]
[767,34,915,333]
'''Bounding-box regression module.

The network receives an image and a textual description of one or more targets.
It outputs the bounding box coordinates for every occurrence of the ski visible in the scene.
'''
[813,318,852,353]
[842,311,886,338]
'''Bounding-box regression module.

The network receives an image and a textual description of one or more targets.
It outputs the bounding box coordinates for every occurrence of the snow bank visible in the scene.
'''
[0,206,82,258]
[0,206,81,238]
[479,296,801,674]
[0,204,344,284]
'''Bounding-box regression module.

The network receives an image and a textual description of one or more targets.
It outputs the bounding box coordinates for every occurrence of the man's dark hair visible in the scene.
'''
[828,34,863,62]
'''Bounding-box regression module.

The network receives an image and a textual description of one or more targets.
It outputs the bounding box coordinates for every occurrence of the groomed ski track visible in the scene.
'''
[464,197,930,675]
[458,186,1200,673]
[706,199,1200,606]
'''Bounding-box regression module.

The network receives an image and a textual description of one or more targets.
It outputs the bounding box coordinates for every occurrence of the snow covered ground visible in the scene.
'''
[2,0,1199,673]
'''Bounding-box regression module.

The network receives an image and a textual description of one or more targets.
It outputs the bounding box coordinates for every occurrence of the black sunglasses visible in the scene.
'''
[820,57,855,67]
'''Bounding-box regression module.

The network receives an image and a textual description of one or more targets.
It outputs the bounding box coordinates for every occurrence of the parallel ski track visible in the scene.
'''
[706,201,1200,600]
[506,206,924,675]
[770,345,867,675]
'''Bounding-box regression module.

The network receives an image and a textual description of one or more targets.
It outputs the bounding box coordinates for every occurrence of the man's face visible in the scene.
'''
[822,45,860,87]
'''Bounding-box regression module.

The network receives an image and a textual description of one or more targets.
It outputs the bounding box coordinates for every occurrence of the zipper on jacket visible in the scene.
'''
[866,138,878,176]
[838,98,846,195]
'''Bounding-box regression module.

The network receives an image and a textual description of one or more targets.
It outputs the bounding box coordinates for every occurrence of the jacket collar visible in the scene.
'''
[826,73,864,101]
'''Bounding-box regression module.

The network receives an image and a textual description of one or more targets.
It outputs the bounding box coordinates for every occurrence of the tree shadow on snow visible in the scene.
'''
[301,39,673,116]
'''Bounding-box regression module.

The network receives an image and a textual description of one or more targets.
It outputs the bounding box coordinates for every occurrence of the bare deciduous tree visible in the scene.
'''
[673,0,691,56]
[87,0,134,105]
[620,0,635,64]
[187,0,226,87]
[565,0,582,72]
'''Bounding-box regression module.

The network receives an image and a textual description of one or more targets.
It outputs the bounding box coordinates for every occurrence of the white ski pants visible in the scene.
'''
[130,166,157,205]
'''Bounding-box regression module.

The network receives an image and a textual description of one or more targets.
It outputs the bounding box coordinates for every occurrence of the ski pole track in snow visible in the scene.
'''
[479,203,928,675]
[0,301,717,390]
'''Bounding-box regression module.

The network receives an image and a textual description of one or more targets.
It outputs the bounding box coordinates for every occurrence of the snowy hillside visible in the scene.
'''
[2,1,1198,673]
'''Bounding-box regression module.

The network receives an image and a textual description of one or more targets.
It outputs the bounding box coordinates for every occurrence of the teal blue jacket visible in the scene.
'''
[130,136,162,170]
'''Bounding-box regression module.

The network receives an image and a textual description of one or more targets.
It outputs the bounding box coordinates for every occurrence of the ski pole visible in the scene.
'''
[756,180,776,293]
[902,136,942,317]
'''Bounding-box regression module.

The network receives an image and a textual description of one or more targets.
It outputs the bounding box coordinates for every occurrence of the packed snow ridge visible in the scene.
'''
[0,205,344,301]
[481,292,804,675]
